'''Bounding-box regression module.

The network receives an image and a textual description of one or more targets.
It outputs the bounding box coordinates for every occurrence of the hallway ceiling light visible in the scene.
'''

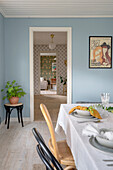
[49,34,56,50]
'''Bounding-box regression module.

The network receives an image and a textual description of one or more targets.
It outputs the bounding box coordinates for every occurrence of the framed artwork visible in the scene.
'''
[52,63,56,72]
[89,36,112,68]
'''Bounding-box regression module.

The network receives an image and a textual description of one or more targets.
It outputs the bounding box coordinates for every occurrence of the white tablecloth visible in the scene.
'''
[55,104,113,170]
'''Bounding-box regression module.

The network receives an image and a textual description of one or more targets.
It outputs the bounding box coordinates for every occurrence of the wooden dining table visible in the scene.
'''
[55,103,113,170]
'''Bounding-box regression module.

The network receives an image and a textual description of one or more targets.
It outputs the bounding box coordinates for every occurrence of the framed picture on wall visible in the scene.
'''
[52,63,56,72]
[89,36,112,68]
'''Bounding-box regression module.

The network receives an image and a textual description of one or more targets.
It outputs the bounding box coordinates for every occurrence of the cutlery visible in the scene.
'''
[103,160,113,162]
[106,164,113,166]
[77,119,100,123]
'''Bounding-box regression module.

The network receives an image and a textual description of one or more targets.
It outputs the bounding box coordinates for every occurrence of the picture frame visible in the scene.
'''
[52,63,56,72]
[89,36,112,68]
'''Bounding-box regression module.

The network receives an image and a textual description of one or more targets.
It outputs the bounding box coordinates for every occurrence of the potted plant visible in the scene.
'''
[1,80,26,104]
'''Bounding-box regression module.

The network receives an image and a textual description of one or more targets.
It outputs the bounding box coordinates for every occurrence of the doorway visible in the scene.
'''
[40,54,57,95]
[30,27,72,121]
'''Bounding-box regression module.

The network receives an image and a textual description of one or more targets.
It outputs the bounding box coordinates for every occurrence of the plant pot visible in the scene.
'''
[9,97,19,104]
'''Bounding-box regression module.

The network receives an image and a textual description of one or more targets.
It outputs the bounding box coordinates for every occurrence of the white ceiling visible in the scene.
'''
[0,0,113,18]
[34,32,67,45]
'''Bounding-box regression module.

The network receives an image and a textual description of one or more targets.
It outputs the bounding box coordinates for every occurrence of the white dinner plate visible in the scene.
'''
[72,109,109,120]
[96,136,113,149]
[75,109,90,116]
[100,128,113,133]
[95,128,113,149]
[89,137,113,155]
[72,112,95,119]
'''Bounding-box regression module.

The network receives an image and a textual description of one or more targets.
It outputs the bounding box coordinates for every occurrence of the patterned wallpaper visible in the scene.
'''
[40,56,56,82]
[34,44,67,95]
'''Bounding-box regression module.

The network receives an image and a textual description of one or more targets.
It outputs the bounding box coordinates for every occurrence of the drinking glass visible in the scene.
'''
[101,93,110,108]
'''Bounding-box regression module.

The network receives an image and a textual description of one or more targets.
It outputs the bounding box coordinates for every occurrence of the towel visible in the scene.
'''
[69,106,102,119]
[82,124,99,137]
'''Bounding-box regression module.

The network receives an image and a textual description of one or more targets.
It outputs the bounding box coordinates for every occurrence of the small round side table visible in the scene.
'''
[4,103,24,129]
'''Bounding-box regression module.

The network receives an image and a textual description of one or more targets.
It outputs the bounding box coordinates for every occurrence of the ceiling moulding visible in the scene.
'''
[4,15,113,18]
[0,1,113,18]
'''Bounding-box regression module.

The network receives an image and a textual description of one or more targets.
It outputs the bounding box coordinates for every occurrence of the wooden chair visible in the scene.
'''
[40,104,76,170]
[32,128,63,170]
[37,144,57,170]
[51,78,56,89]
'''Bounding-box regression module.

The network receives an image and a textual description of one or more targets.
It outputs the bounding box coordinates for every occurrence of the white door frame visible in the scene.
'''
[29,27,72,121]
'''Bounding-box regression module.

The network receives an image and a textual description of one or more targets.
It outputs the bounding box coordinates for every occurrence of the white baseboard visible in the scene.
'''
[11,117,30,121]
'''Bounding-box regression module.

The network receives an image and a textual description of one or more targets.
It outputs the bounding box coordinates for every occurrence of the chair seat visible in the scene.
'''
[49,139,75,166]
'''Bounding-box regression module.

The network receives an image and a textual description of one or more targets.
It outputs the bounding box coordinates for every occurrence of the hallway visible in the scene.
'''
[34,94,67,121]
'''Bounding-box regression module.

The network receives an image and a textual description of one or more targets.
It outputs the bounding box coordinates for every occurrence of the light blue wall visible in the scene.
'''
[4,18,113,117]
[0,13,5,122]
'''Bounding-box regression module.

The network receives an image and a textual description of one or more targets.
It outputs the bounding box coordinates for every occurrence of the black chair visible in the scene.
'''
[36,144,55,170]
[32,128,63,170]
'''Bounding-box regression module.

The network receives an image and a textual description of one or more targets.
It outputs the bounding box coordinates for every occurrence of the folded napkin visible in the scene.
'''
[69,106,102,119]
[82,124,99,137]
[101,131,113,141]
[69,106,88,114]
[89,108,102,119]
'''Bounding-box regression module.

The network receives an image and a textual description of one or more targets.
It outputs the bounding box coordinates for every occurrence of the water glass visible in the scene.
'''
[101,93,110,108]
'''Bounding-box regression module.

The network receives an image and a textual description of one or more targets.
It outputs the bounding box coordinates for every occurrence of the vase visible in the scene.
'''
[9,97,19,104]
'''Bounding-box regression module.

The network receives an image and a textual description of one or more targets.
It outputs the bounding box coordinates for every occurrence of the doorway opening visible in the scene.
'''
[40,53,57,95]
[30,27,72,121]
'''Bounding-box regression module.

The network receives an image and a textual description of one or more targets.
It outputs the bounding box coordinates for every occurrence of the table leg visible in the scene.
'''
[17,108,20,123]
[20,108,24,127]
[5,110,8,124]
[7,111,11,129]
[51,84,53,89]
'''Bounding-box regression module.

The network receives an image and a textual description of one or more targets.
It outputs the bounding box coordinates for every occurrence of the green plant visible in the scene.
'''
[106,106,113,113]
[1,80,26,100]
[60,76,67,85]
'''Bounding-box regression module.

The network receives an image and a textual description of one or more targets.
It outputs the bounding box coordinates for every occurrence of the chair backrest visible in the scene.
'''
[37,144,54,170]
[32,128,45,144]
[40,104,59,161]
[32,128,63,170]
[37,144,63,170]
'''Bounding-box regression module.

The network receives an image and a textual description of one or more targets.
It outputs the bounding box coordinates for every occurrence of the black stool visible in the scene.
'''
[4,103,24,129]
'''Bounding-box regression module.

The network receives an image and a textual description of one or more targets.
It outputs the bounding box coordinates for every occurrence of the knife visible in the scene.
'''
[107,164,113,166]
[103,160,113,162]
[77,119,100,123]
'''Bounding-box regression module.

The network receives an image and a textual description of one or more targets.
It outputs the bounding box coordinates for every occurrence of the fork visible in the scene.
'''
[103,160,113,166]
[106,164,113,166]
[77,119,100,123]
[103,160,113,162]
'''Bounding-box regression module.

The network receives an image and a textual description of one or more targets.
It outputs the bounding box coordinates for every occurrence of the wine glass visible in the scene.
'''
[101,93,110,109]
